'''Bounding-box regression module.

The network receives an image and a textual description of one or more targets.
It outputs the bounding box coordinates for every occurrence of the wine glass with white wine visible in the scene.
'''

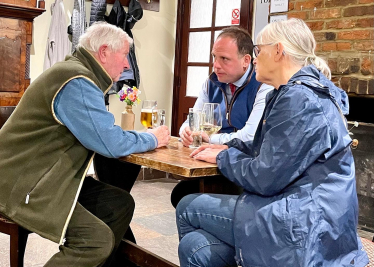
[200,103,222,144]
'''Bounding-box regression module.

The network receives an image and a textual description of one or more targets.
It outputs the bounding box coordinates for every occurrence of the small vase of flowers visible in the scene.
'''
[117,86,141,130]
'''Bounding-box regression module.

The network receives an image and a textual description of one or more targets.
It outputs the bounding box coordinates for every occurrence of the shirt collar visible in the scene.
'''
[230,64,252,88]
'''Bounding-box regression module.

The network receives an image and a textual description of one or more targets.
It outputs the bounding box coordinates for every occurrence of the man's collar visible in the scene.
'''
[231,64,252,87]
[72,47,113,94]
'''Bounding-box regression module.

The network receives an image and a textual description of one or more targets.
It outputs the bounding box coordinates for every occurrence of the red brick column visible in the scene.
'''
[287,0,374,95]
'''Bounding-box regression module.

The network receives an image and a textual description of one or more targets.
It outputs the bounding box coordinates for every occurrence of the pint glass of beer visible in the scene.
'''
[141,100,157,129]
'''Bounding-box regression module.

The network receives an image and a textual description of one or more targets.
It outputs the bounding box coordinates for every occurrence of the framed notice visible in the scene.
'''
[270,0,289,13]
[253,0,270,42]
[269,14,288,23]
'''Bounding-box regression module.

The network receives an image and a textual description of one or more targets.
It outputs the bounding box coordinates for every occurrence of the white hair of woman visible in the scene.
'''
[256,18,331,79]
[78,21,133,53]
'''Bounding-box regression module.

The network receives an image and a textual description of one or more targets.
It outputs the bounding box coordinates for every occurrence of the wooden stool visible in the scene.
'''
[361,237,374,267]
[0,214,30,267]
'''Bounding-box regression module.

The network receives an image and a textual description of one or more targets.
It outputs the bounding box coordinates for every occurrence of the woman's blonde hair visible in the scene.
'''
[256,18,331,79]
[78,22,133,53]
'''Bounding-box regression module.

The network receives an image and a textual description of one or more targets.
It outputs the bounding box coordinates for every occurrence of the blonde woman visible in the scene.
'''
[176,18,369,267]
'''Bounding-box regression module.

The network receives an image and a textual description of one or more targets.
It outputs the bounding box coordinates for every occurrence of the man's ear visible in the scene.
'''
[275,43,285,62]
[243,54,252,70]
[98,45,109,64]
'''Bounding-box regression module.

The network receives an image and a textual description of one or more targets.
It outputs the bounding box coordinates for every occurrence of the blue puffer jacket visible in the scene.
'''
[217,65,369,267]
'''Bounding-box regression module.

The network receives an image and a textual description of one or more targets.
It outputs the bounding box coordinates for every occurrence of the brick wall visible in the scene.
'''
[287,0,374,95]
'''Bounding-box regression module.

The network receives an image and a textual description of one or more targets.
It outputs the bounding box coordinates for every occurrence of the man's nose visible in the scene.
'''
[213,59,220,69]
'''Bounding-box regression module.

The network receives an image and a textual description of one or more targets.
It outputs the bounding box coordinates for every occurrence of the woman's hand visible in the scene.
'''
[190,144,228,164]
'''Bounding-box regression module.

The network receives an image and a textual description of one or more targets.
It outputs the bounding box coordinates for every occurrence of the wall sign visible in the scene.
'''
[269,14,288,23]
[253,0,270,42]
[231,8,240,25]
[270,0,289,13]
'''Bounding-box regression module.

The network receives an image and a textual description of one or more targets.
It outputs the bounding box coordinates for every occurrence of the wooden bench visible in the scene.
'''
[0,215,30,267]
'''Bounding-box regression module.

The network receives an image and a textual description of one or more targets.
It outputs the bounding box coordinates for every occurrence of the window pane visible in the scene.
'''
[186,66,209,97]
[215,0,241,27]
[188,32,211,63]
[190,0,213,28]
[214,30,222,41]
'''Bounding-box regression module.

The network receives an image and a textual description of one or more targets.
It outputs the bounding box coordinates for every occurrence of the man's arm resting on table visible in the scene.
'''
[53,78,157,158]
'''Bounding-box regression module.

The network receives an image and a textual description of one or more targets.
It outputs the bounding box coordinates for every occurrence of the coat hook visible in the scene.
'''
[314,7,317,16]
[300,5,303,10]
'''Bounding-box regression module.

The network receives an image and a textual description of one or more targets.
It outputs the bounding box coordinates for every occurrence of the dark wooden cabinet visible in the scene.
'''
[0,0,44,106]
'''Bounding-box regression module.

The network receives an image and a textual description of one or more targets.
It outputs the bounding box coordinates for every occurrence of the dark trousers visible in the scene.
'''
[93,154,141,243]
[45,176,135,267]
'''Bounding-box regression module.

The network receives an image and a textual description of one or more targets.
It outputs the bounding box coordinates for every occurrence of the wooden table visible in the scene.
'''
[121,136,219,178]
[117,136,238,267]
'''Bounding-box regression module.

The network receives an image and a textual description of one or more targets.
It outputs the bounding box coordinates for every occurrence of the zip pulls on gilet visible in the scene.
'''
[218,67,257,127]
[25,181,40,204]
[228,67,257,118]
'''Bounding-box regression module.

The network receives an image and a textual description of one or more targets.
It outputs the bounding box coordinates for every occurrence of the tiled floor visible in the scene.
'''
[0,178,180,267]
[0,178,373,267]
[130,178,180,265]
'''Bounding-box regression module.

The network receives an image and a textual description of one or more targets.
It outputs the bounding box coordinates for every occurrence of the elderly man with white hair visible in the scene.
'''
[0,22,170,266]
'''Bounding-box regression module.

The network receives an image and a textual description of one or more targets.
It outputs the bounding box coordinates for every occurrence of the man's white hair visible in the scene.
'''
[78,21,133,53]
[257,18,331,79]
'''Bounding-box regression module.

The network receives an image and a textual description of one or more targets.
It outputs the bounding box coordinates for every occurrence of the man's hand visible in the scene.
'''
[181,127,210,147]
[180,126,193,147]
[148,126,170,148]
[189,144,228,164]
[201,132,209,142]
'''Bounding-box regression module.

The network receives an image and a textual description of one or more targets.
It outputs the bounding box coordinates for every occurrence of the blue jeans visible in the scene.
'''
[176,193,239,267]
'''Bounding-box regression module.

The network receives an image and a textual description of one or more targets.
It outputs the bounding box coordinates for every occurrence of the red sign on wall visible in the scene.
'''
[232,8,240,25]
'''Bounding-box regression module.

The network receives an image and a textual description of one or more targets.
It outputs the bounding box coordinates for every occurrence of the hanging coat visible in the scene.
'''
[104,0,142,103]
[105,0,142,89]
[89,0,106,25]
[71,0,86,53]
[44,0,71,71]
[217,65,369,267]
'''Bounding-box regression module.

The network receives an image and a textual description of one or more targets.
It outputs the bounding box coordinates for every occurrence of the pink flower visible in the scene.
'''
[117,86,141,106]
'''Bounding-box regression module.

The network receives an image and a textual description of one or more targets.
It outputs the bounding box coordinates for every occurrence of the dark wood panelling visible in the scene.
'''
[0,2,45,21]
[0,1,44,106]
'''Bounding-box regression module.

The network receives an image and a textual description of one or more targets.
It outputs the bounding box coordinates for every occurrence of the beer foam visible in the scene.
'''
[141,109,155,113]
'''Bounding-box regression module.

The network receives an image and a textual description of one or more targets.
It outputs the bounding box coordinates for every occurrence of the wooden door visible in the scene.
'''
[171,0,253,136]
